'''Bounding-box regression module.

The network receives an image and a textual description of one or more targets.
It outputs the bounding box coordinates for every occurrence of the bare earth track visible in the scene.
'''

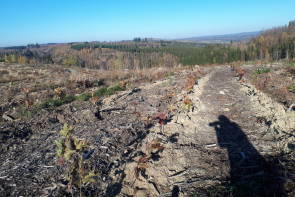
[120,66,295,196]
[0,65,294,197]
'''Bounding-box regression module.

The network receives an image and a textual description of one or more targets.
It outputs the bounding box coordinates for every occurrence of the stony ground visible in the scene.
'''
[0,64,294,197]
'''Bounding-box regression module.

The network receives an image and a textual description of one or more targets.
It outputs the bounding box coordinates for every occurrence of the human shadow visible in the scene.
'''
[209,115,286,197]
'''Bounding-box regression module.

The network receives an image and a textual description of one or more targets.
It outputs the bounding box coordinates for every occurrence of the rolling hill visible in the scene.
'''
[178,31,261,43]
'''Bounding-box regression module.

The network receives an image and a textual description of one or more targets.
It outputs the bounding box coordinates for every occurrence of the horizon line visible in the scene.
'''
[0,29,264,48]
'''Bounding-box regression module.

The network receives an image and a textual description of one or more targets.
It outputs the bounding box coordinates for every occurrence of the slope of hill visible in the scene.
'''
[178,31,261,43]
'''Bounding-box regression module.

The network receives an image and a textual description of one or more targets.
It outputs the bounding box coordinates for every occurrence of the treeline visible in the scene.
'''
[70,42,242,65]
[240,20,295,60]
[69,19,295,66]
[0,42,179,69]
[1,20,295,68]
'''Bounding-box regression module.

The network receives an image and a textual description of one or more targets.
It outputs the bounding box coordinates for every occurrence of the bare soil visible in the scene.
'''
[120,65,294,197]
[0,64,294,197]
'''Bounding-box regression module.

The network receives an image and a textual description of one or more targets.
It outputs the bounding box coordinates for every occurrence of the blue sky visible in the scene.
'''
[0,0,294,46]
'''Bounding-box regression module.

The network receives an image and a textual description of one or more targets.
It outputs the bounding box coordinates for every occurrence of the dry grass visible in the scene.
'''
[184,68,205,91]
[244,64,295,108]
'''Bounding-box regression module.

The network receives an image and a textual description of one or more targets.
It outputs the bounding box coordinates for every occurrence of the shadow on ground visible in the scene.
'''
[203,115,287,197]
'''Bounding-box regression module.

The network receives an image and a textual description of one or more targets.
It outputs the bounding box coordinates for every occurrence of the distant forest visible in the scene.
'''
[0,20,295,69]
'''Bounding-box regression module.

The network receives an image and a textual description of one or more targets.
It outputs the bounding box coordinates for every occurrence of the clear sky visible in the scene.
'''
[0,0,294,46]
